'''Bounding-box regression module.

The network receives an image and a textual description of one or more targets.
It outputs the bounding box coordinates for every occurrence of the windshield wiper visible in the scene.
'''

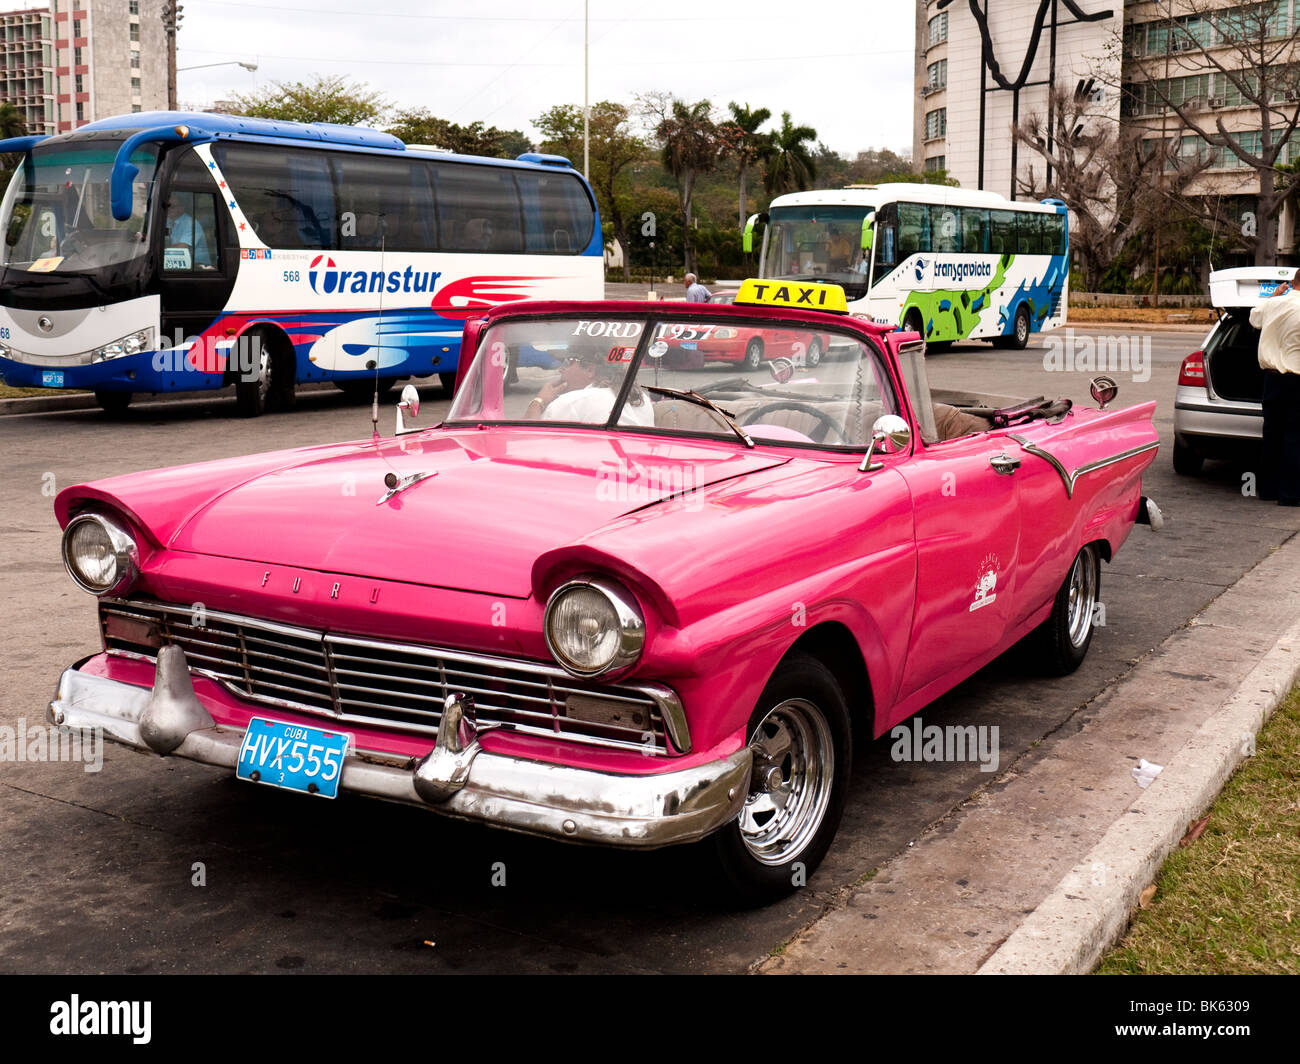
[643,386,754,448]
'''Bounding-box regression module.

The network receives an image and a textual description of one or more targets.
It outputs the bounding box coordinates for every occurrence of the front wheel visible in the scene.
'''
[743,337,764,370]
[1032,543,1100,675]
[708,653,851,905]
[998,305,1031,350]
[804,337,823,368]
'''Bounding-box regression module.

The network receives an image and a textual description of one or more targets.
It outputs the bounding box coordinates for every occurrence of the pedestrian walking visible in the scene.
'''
[684,272,711,302]
[1249,269,1300,506]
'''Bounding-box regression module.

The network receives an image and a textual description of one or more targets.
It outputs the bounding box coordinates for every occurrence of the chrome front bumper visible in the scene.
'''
[49,648,751,850]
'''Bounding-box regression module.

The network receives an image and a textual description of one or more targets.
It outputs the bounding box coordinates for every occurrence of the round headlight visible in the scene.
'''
[544,578,645,678]
[62,513,138,596]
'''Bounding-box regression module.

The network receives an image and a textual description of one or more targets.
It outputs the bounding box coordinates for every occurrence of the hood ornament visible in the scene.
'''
[378,468,436,505]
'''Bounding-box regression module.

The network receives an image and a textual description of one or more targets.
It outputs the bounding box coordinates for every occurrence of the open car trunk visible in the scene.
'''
[1205,309,1265,403]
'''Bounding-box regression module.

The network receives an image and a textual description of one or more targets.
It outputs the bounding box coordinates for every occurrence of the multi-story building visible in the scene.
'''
[0,0,168,136]
[914,0,1300,261]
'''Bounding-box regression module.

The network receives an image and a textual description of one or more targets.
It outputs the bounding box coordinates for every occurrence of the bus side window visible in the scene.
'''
[961,208,989,254]
[431,162,524,253]
[931,204,959,253]
[989,210,1015,255]
[898,202,928,257]
[517,170,593,254]
[164,189,217,270]
[332,153,434,251]
[871,203,898,279]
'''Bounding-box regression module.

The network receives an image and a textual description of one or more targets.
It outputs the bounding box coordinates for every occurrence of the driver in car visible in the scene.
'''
[524,346,654,427]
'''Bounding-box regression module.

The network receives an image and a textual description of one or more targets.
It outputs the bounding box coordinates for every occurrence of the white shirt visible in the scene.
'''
[543,385,656,427]
[1250,290,1300,374]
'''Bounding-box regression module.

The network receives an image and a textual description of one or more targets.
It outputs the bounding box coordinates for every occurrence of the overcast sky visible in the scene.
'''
[158,1,917,157]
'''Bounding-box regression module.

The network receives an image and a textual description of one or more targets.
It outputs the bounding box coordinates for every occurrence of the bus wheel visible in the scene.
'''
[94,389,132,416]
[235,342,274,417]
[1005,305,1031,350]
[439,373,457,396]
[902,309,925,344]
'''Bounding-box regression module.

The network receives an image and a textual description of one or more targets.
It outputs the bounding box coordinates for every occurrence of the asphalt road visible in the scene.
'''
[2,322,1296,974]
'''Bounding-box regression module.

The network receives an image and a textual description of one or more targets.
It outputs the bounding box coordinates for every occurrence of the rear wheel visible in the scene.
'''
[708,653,851,906]
[743,338,764,370]
[1000,305,1031,350]
[1032,544,1100,675]
[1172,437,1204,476]
[93,389,132,416]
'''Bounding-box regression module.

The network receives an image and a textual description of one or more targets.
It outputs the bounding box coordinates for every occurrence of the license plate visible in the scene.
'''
[1260,281,1280,298]
[41,371,64,387]
[679,342,698,350]
[236,717,348,798]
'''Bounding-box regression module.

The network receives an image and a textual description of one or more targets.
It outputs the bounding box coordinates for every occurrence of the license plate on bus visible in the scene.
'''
[41,371,63,387]
[236,717,348,798]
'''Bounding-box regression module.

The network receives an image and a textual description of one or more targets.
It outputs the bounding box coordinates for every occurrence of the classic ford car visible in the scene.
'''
[49,280,1161,903]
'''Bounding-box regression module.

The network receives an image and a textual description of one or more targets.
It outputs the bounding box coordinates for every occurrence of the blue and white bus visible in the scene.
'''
[745,184,1068,349]
[0,111,602,414]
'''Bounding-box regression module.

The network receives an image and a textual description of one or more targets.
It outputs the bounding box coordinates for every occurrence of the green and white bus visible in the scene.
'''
[745,184,1068,349]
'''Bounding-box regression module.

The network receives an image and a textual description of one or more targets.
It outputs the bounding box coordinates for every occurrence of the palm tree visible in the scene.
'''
[725,102,774,230]
[764,112,818,197]
[656,98,722,277]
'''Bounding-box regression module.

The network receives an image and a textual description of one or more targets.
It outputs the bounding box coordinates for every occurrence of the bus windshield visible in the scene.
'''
[1,141,159,273]
[762,204,873,298]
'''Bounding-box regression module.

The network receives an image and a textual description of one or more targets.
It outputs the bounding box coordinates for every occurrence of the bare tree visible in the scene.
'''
[1113,0,1300,263]
[1015,82,1211,289]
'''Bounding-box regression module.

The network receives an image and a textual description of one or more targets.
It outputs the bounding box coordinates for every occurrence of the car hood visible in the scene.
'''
[168,428,789,598]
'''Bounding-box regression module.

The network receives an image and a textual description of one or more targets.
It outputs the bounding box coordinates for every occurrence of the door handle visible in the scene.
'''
[990,453,1021,475]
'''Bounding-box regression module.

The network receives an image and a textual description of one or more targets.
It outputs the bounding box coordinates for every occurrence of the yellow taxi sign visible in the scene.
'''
[734,279,848,314]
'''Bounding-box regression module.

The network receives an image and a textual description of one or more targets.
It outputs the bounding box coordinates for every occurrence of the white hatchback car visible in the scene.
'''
[1172,266,1294,475]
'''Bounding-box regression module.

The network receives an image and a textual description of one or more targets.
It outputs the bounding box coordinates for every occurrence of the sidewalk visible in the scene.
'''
[761,530,1300,974]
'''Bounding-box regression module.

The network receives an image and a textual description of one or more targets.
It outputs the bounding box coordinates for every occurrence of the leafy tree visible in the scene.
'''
[763,111,818,196]
[1015,82,1210,290]
[388,109,530,158]
[641,93,725,276]
[0,102,28,189]
[534,101,647,279]
[230,74,386,126]
[721,102,774,229]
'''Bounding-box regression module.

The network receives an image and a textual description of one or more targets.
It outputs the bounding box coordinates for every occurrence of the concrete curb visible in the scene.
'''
[978,615,1300,975]
[0,381,353,417]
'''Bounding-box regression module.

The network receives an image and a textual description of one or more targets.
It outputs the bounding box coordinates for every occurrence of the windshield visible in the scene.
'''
[448,314,899,449]
[1,141,160,272]
[762,205,873,298]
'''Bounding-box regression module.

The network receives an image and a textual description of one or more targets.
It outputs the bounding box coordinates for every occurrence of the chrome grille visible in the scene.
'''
[100,599,672,754]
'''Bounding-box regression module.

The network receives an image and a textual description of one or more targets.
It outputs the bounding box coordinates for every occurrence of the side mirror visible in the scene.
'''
[742,211,766,255]
[870,413,911,454]
[396,384,421,435]
[861,211,876,252]
[768,357,794,384]
[1090,375,1118,410]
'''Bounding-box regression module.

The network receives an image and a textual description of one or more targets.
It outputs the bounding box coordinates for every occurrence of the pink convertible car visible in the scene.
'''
[50,281,1161,903]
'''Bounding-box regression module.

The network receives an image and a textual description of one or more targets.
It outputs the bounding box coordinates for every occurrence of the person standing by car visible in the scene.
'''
[684,273,711,302]
[1250,270,1300,506]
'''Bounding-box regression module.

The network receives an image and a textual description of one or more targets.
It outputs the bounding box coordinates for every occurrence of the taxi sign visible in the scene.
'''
[734,279,848,313]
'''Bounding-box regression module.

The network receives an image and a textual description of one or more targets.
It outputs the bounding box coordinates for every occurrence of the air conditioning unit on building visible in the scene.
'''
[921,85,935,97]
[1208,96,1226,108]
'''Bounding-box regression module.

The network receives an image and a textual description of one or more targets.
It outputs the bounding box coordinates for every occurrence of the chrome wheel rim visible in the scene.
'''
[745,341,762,368]
[806,340,822,367]
[1066,548,1097,648]
[1016,311,1029,345]
[738,698,834,866]
[257,349,271,403]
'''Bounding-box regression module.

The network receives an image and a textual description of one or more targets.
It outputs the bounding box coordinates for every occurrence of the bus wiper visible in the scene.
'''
[643,385,754,448]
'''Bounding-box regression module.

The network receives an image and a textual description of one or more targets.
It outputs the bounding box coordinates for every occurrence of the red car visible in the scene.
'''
[660,321,832,370]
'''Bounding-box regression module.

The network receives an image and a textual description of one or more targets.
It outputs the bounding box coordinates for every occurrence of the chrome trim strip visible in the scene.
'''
[1008,436,1159,499]
[50,666,743,850]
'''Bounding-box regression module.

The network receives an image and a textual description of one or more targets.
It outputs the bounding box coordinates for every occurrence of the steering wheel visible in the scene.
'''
[739,400,850,444]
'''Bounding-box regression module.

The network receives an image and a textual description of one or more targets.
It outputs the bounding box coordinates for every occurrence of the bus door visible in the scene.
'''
[157,149,236,374]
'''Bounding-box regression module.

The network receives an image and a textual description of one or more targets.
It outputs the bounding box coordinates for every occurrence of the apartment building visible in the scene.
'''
[914,0,1300,256]
[0,0,168,136]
